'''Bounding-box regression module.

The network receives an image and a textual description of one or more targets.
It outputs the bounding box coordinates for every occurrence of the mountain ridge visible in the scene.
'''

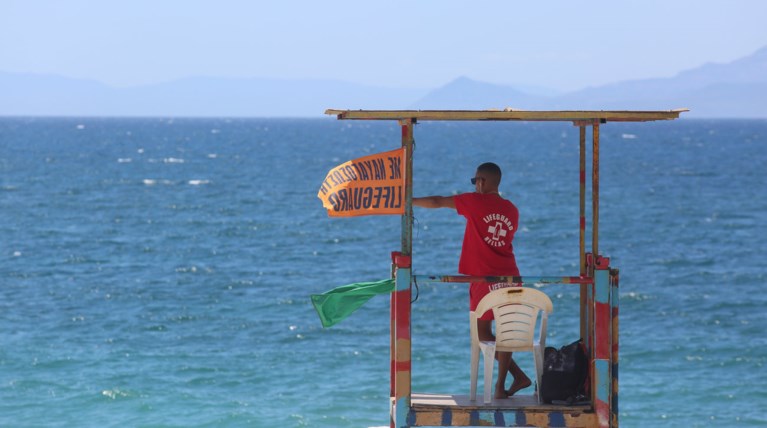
[1,46,765,118]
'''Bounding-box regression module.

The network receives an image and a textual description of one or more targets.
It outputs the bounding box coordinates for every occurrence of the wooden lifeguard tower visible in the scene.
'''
[325,109,686,428]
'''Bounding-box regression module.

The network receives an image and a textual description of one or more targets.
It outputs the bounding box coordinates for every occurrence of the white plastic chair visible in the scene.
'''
[469,287,553,404]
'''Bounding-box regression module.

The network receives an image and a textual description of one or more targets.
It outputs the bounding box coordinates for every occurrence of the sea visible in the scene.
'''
[1,116,765,428]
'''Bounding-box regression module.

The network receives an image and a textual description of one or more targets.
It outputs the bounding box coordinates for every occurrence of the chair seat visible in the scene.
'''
[469,287,553,404]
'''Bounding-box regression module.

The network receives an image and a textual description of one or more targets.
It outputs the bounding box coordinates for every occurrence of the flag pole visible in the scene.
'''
[391,119,414,427]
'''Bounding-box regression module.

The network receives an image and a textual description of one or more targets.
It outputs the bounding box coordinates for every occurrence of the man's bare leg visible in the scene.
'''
[495,351,512,398]
[477,319,532,397]
[506,358,532,396]
[476,318,495,342]
[477,319,517,399]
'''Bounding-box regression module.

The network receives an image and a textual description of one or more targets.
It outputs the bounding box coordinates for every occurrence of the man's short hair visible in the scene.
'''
[477,162,502,181]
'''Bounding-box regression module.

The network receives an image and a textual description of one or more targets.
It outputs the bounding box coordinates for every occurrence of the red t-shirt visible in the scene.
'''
[453,192,519,276]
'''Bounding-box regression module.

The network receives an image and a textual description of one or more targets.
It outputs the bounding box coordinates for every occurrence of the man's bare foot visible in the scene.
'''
[506,375,532,396]
[494,385,508,399]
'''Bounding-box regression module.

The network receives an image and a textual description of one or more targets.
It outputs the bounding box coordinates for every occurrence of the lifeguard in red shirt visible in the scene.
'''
[413,162,530,399]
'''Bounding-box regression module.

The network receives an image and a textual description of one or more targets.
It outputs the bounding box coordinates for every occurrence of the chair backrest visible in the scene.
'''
[472,287,553,352]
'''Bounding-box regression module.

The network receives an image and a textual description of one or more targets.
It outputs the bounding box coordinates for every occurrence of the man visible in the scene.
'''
[413,162,531,399]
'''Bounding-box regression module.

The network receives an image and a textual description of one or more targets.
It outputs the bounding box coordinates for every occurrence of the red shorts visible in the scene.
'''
[470,281,519,321]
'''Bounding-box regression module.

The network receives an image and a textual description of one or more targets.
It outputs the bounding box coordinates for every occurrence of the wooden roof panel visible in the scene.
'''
[325,109,688,122]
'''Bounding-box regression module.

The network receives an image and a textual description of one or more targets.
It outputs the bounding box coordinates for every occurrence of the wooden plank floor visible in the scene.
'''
[409,393,596,427]
[412,393,591,411]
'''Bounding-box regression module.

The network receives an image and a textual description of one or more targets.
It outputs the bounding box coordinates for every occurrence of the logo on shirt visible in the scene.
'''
[482,213,514,247]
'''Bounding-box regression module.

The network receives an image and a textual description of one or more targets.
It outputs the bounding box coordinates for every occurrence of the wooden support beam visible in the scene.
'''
[326,109,687,122]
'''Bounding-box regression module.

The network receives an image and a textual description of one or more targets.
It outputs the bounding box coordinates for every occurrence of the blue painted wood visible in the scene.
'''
[549,412,567,427]
[595,359,610,403]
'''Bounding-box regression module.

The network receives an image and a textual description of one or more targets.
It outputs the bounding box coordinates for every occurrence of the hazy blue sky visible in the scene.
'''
[2,1,766,91]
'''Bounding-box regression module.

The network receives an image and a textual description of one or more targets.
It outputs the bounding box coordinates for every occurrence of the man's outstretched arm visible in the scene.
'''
[413,196,456,209]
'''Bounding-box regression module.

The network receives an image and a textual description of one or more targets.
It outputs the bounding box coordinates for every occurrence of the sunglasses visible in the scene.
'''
[470,177,485,185]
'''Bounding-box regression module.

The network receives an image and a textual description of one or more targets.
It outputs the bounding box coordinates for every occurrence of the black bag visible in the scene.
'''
[540,339,588,404]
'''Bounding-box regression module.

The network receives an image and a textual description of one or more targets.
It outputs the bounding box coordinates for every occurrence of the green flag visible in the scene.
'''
[311,278,396,327]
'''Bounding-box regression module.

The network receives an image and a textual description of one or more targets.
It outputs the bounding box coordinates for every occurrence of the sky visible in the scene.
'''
[2,1,766,92]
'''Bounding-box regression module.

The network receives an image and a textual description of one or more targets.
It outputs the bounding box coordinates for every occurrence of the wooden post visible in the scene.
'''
[391,265,412,428]
[592,121,600,258]
[610,268,620,427]
[401,119,414,256]
[585,252,595,404]
[592,256,612,427]
[579,125,587,341]
[391,119,414,428]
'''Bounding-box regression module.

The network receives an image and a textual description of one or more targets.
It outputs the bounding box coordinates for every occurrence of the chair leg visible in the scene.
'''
[533,344,543,404]
[481,344,496,404]
[470,346,479,401]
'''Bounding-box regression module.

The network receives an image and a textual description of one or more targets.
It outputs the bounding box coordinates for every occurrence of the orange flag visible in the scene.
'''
[317,147,405,217]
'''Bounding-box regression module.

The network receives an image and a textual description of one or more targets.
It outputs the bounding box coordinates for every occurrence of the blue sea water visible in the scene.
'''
[0,117,765,427]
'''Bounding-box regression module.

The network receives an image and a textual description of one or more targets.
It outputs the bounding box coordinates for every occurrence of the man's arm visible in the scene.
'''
[413,195,456,209]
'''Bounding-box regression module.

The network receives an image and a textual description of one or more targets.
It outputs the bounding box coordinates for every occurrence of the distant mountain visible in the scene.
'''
[118,77,429,117]
[0,74,428,117]
[551,45,767,116]
[1,46,766,117]
[409,76,543,110]
[414,46,767,117]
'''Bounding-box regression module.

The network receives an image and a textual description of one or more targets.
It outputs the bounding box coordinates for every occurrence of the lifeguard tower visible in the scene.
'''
[325,109,686,428]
